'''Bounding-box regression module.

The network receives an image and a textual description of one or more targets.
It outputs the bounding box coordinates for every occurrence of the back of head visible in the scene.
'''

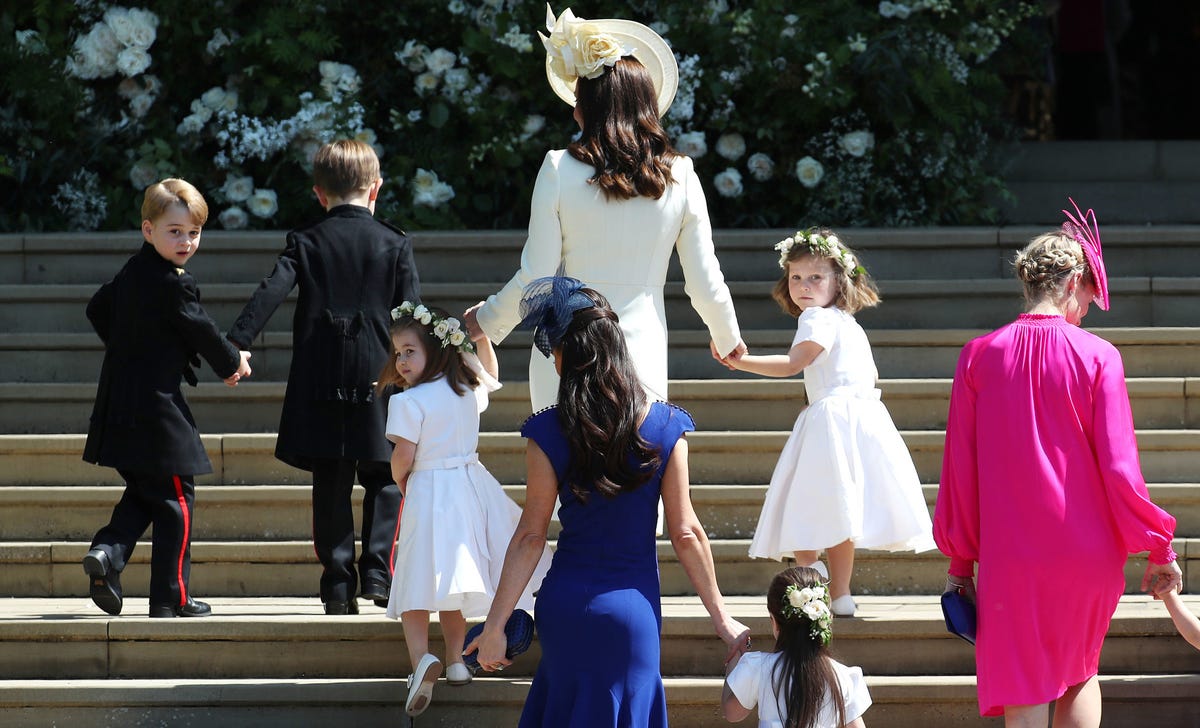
[1013,231,1087,306]
[312,139,381,199]
[142,178,208,226]
[555,288,661,501]
[771,228,881,316]
[766,566,845,728]
[569,57,677,201]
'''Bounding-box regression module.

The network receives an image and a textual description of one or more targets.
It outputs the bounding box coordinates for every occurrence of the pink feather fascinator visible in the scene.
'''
[1061,198,1109,310]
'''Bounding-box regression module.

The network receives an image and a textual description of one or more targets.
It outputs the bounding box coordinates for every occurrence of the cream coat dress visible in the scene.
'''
[476,150,742,411]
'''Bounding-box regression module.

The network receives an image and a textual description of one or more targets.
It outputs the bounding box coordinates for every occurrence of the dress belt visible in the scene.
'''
[811,386,881,402]
[410,453,480,472]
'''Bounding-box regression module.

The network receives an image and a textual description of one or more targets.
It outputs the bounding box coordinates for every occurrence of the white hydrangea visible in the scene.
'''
[795,156,825,189]
[676,131,707,159]
[715,133,746,161]
[747,152,775,181]
[247,188,279,218]
[219,206,249,230]
[713,168,743,198]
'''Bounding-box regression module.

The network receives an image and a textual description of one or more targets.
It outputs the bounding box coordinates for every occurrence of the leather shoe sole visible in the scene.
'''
[149,599,212,618]
[82,549,122,616]
[324,600,360,615]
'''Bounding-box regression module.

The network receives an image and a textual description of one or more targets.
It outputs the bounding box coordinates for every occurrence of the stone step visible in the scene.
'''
[6,376,1199,434]
[5,277,1198,335]
[7,327,1200,384]
[5,226,1200,286]
[4,674,1198,728]
[0,596,1192,681]
[6,427,1200,486]
[2,538,1193,600]
[4,483,1198,542]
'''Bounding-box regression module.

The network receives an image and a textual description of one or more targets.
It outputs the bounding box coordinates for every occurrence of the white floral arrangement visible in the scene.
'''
[390,301,473,353]
[781,583,834,646]
[774,229,865,278]
[539,6,630,83]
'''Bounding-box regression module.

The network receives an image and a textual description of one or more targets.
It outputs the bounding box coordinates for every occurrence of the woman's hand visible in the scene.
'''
[945,575,976,605]
[716,617,752,664]
[463,625,511,673]
[1142,560,1183,597]
[710,339,746,371]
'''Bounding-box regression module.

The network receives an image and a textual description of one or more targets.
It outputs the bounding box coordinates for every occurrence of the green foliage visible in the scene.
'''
[1,0,1042,232]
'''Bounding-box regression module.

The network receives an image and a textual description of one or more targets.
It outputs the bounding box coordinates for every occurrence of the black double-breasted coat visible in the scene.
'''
[227,204,421,470]
[83,242,242,475]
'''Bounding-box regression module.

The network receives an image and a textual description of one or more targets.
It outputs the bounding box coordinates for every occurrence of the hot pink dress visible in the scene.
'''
[933,314,1177,717]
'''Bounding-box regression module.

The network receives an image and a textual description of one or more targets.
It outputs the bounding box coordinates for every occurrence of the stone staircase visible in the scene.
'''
[1,226,1198,727]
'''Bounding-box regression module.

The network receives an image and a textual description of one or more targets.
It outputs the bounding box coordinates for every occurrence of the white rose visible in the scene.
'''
[446,318,462,332]
[176,114,205,135]
[397,40,428,72]
[206,28,233,56]
[879,2,897,18]
[715,133,746,161]
[413,304,430,319]
[201,87,228,111]
[418,311,433,325]
[124,8,159,50]
[432,181,456,205]
[414,72,440,95]
[747,152,774,181]
[129,160,158,190]
[567,26,626,80]
[894,3,912,18]
[433,320,450,339]
[412,169,438,193]
[787,589,806,610]
[128,92,154,117]
[426,47,458,75]
[189,99,214,123]
[449,330,466,347]
[222,175,254,202]
[839,130,875,158]
[218,206,249,230]
[318,60,341,80]
[713,168,743,198]
[795,156,825,188]
[103,8,136,46]
[247,188,278,219]
[676,131,707,158]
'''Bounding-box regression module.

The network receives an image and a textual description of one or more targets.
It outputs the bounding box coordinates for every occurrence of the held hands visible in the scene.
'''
[223,351,252,387]
[716,617,752,665]
[463,624,510,673]
[710,339,747,372]
[462,302,486,342]
[1142,560,1183,598]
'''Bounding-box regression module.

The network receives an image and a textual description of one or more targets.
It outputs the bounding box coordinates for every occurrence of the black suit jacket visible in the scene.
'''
[227,205,421,469]
[84,242,241,475]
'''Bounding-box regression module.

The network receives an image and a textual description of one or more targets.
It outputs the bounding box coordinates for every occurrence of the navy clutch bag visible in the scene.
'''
[941,590,977,645]
[463,609,536,675]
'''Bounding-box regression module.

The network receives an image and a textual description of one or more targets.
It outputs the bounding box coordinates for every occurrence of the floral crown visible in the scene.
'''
[775,229,865,278]
[780,582,834,646]
[390,301,474,354]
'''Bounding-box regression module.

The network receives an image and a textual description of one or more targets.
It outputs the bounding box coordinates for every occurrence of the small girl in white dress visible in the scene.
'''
[723,566,871,727]
[377,302,551,717]
[727,229,934,616]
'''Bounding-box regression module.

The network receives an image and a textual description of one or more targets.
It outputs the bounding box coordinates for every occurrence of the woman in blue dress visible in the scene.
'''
[467,276,750,727]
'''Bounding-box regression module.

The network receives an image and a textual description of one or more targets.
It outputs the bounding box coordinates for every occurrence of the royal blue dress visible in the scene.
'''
[518,402,695,728]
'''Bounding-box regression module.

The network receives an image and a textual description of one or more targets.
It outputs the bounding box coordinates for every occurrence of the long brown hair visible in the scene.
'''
[568,57,678,201]
[767,567,847,728]
[555,289,660,502]
[375,307,478,396]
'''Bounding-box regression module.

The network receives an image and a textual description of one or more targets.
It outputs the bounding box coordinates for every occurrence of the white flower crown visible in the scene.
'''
[780,583,834,646]
[390,301,474,354]
[774,229,865,278]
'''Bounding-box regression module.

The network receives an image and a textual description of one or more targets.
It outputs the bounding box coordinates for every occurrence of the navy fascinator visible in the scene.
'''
[517,274,596,358]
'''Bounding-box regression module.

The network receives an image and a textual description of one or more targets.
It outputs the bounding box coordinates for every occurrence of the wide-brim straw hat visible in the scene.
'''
[542,9,678,118]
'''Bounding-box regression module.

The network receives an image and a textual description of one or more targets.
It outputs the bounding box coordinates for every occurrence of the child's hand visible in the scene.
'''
[225,350,252,386]
[1142,560,1183,598]
[462,302,487,342]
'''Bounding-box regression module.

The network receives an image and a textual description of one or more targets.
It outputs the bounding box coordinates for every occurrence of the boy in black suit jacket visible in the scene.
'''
[83,179,253,618]
[227,139,421,614]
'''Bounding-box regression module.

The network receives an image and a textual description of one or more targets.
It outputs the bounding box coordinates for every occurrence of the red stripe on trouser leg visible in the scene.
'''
[172,475,190,606]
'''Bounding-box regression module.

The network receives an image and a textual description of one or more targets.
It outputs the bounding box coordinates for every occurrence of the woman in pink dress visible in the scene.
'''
[933,201,1182,727]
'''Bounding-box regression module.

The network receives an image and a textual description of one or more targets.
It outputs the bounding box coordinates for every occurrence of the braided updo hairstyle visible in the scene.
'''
[1013,232,1090,306]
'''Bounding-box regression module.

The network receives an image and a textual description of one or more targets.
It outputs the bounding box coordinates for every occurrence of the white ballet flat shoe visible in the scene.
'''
[831,595,857,617]
[445,661,473,685]
[799,561,829,580]
[406,653,442,717]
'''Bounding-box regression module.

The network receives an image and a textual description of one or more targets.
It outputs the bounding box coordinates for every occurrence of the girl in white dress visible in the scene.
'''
[377,302,551,717]
[723,566,871,728]
[727,230,934,616]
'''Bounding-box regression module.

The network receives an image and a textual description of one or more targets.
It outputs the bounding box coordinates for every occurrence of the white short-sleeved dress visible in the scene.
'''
[749,306,936,559]
[726,651,872,728]
[384,376,551,619]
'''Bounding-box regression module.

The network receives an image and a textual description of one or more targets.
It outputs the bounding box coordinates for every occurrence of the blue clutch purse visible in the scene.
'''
[463,609,535,675]
[940,590,977,645]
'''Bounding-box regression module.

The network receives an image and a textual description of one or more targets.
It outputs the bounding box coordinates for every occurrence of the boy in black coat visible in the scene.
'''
[227,139,421,614]
[83,178,253,618]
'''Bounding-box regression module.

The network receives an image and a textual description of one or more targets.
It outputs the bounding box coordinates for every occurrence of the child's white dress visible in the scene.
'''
[726,651,871,727]
[749,306,936,559]
[385,376,551,619]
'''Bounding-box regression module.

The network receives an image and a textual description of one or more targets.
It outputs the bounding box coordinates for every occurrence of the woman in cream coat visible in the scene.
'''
[465,8,743,411]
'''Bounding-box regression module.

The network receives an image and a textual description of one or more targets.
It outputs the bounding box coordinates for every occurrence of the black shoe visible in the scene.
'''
[82,548,122,616]
[149,598,212,618]
[360,577,390,608]
[324,599,360,615]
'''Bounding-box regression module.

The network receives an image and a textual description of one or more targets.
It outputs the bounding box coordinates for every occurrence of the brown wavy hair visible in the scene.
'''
[375,306,478,396]
[772,229,881,316]
[555,288,660,502]
[567,57,678,201]
[767,567,847,728]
